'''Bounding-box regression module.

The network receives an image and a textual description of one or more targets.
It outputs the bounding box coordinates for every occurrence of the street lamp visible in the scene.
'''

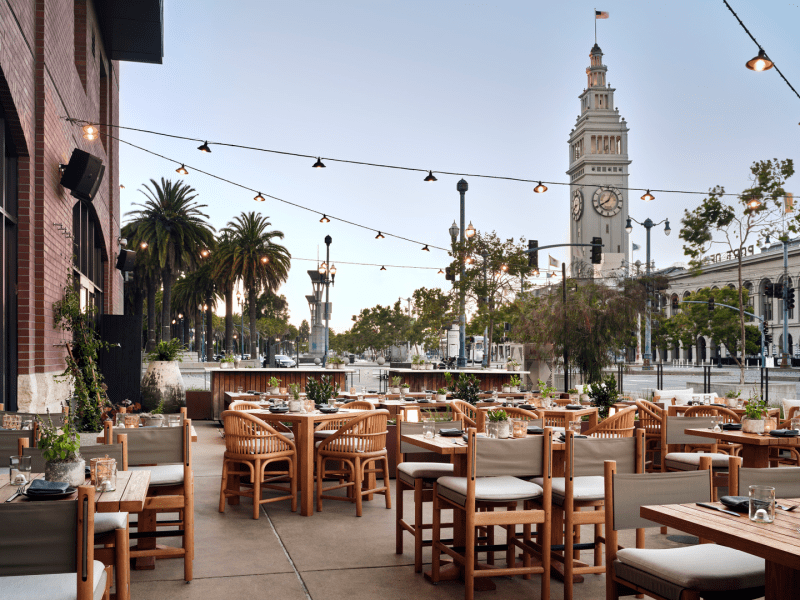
[626,216,670,369]
[455,180,470,368]
[198,303,208,362]
[236,291,244,357]
[177,313,184,346]
[320,235,334,365]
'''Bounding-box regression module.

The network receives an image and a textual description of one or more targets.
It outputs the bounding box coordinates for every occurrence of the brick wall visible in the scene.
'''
[0,0,121,409]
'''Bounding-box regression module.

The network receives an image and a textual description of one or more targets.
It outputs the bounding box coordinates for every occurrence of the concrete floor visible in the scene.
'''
[129,421,757,600]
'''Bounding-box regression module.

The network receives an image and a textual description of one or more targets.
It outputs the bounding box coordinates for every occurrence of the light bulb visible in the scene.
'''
[533,182,548,193]
[424,171,437,182]
[176,164,189,175]
[254,192,265,202]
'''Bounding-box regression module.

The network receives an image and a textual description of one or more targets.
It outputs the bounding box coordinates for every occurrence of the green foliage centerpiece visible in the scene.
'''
[587,375,619,420]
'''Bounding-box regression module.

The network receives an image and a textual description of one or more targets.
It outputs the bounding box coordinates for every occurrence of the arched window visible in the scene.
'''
[72,201,107,318]
[0,110,18,410]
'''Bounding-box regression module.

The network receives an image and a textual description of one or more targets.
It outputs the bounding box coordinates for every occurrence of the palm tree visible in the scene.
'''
[172,261,219,361]
[124,179,215,344]
[214,212,291,358]
[121,220,162,351]
[213,231,237,356]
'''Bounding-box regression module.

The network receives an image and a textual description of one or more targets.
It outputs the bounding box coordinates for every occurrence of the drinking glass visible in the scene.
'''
[166,414,181,427]
[237,386,243,394]
[691,395,701,405]
[737,398,744,410]
[425,393,432,402]
[422,422,436,439]
[568,421,582,436]
[749,485,775,523]
[512,419,528,438]
[9,455,31,485]
[95,457,117,492]
[791,418,800,432]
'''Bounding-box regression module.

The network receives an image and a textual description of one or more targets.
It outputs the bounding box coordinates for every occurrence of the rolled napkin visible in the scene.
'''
[565,404,583,410]
[722,423,742,431]
[710,403,726,408]
[518,404,535,410]
[558,434,588,441]
[27,479,70,494]
[526,426,544,434]
[770,429,800,437]
[719,495,749,513]
[438,428,463,437]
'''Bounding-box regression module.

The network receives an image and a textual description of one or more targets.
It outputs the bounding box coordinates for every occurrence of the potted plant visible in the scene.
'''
[587,375,619,420]
[287,383,303,413]
[140,399,166,426]
[507,359,520,372]
[567,388,579,403]
[449,372,482,406]
[538,379,557,402]
[400,382,410,397]
[724,389,742,408]
[425,358,434,370]
[487,409,510,439]
[508,375,521,393]
[390,376,402,394]
[141,338,186,413]
[268,376,281,394]
[436,387,448,402]
[742,395,768,433]
[36,414,84,487]
[306,375,340,409]
[220,354,235,369]
[411,355,421,370]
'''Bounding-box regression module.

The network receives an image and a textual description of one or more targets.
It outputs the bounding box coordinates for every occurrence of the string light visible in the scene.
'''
[747,197,762,210]
[82,124,99,141]
[380,265,386,271]
[422,245,430,252]
[140,241,148,250]
[438,269,444,274]
[120,184,125,189]
[424,170,437,182]
[254,192,265,202]
[312,157,326,168]
[533,182,547,193]
[375,231,384,239]
[746,49,773,72]
[197,141,211,153]
[641,190,655,202]
[319,214,330,223]
[176,164,189,175]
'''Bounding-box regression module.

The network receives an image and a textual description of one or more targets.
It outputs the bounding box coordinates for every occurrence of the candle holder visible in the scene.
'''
[95,456,117,492]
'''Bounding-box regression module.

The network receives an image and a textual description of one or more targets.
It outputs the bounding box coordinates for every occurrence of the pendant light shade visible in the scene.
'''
[319,214,330,223]
[422,245,430,252]
[254,192,265,202]
[533,182,548,193]
[747,197,762,210]
[197,141,211,153]
[312,157,326,168]
[641,190,655,202]
[375,231,384,239]
[176,164,189,175]
[625,218,633,234]
[424,170,437,182]
[82,124,99,141]
[745,49,773,72]
[380,265,386,271]
[438,268,444,274]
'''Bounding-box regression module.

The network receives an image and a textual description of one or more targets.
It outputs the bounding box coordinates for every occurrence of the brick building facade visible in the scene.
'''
[0,0,162,411]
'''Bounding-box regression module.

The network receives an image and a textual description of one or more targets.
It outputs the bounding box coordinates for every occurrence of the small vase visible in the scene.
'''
[498,421,511,439]
[486,422,499,438]
[270,387,280,394]
[502,386,511,393]
[437,394,447,402]
[288,399,303,413]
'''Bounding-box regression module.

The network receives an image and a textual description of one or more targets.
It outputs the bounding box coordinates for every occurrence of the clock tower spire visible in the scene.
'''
[567,44,631,276]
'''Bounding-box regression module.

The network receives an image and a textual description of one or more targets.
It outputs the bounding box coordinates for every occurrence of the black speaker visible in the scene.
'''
[60,149,105,202]
[115,249,136,272]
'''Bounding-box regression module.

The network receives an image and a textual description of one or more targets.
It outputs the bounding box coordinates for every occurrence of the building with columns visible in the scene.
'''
[568,44,631,276]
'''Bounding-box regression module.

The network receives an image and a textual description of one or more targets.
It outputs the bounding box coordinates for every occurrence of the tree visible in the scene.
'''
[214,212,291,358]
[512,279,646,384]
[124,178,215,345]
[172,261,220,359]
[679,158,795,381]
[347,302,412,357]
[408,287,454,352]
[299,319,310,341]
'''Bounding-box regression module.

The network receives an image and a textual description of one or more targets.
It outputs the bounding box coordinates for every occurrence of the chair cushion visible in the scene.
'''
[616,544,765,592]
[397,462,454,485]
[314,430,336,439]
[129,464,184,485]
[532,475,605,505]
[94,511,128,534]
[437,475,542,506]
[0,559,108,600]
[664,452,730,471]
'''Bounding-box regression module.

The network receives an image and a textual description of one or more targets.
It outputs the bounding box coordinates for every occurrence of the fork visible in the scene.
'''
[5,481,28,503]
[777,503,799,511]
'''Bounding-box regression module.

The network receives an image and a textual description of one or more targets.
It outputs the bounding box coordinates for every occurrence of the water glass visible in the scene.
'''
[9,455,31,485]
[95,457,117,492]
[357,395,364,402]
[237,386,244,394]
[425,393,432,402]
[166,414,181,427]
[791,418,800,432]
[422,422,436,439]
[749,485,775,523]
[568,421,582,435]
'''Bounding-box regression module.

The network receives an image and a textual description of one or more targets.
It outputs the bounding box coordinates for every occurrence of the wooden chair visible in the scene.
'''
[316,409,392,517]
[344,400,376,410]
[553,429,645,600]
[661,415,730,500]
[219,410,297,519]
[451,400,481,430]
[634,399,666,472]
[0,429,34,461]
[767,408,800,466]
[682,405,742,455]
[0,485,112,600]
[502,406,542,421]
[729,456,800,497]
[122,419,194,581]
[431,429,554,600]
[395,409,461,572]
[582,406,636,438]
[604,459,765,600]
[230,401,295,439]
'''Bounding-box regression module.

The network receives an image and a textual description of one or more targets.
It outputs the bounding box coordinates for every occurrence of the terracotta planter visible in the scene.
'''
[141,360,186,413]
[45,458,85,488]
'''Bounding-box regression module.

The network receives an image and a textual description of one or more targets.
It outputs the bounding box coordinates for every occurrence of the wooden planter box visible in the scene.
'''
[186,390,213,421]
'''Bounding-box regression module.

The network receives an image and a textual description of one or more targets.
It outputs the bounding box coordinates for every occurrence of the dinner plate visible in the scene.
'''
[269,407,289,414]
[319,407,339,414]
[24,487,77,501]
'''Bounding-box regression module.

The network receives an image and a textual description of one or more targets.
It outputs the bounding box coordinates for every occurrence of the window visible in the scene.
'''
[72,201,106,321]
[0,115,17,410]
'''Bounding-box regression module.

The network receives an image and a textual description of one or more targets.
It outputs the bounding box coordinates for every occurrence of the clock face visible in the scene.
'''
[592,187,622,217]
[571,190,583,221]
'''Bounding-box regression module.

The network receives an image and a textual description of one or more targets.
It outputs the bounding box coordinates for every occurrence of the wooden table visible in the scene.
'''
[669,405,780,419]
[641,500,800,598]
[0,470,151,512]
[247,408,365,516]
[97,425,198,443]
[684,428,800,468]
[538,406,598,429]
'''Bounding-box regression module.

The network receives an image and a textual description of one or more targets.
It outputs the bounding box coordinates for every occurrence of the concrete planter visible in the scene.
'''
[742,418,764,434]
[437,394,447,402]
[45,458,85,488]
[140,415,165,427]
[270,386,280,394]
[141,360,186,413]
[502,386,511,393]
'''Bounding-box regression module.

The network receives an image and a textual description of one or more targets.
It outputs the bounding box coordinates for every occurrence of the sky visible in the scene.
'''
[118,1,799,332]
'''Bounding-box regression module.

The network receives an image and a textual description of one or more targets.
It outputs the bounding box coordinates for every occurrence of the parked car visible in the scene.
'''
[275,354,296,368]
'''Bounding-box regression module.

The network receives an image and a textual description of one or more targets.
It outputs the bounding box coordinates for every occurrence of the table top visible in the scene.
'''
[669,405,780,418]
[684,427,800,447]
[0,470,150,512]
[538,406,597,417]
[246,407,366,423]
[641,500,800,570]
[401,432,566,455]
[387,368,530,374]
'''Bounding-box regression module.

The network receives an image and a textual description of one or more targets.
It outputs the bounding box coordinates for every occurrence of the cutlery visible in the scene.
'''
[5,481,29,503]
[777,503,799,512]
[696,502,740,517]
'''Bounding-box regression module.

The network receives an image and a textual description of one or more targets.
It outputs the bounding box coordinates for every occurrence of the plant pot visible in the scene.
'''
[270,387,280,394]
[437,394,447,402]
[325,363,334,369]
[140,415,165,427]
[337,363,345,369]
[426,363,433,370]
[498,421,511,439]
[234,360,241,369]
[288,399,303,413]
[141,360,186,413]
[742,418,764,434]
[502,386,511,393]
[45,458,85,488]
[220,362,229,369]
[510,387,520,393]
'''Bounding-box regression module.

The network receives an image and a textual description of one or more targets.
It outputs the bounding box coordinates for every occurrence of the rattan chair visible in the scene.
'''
[431,429,554,600]
[230,401,295,439]
[582,405,636,438]
[604,459,765,600]
[501,406,542,422]
[395,408,460,572]
[344,400,376,410]
[683,405,741,455]
[220,410,297,519]
[451,400,481,430]
[634,399,665,471]
[316,409,392,517]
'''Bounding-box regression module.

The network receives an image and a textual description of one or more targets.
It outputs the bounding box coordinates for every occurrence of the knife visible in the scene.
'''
[696,502,741,517]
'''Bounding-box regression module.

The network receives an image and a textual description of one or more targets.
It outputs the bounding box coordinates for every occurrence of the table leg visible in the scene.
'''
[133,509,156,570]
[766,560,800,599]
[741,444,770,468]
[297,419,315,516]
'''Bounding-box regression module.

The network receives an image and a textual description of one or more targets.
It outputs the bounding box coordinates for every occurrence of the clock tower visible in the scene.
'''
[567,44,631,275]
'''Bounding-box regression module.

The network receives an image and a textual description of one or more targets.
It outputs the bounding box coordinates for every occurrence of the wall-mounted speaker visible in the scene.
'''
[115,249,136,272]
[59,149,105,202]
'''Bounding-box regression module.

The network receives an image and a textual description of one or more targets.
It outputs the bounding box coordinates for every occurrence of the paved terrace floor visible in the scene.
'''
[130,422,762,600]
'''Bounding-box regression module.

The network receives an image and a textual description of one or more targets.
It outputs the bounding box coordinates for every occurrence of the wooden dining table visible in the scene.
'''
[641,499,800,598]
[0,470,151,512]
[247,407,366,516]
[684,427,800,468]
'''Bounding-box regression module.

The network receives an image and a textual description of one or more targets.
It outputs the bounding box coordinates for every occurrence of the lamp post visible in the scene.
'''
[319,236,335,366]
[178,313,184,346]
[198,303,208,362]
[236,291,244,357]
[626,216,671,369]
[480,251,489,368]
[455,179,474,368]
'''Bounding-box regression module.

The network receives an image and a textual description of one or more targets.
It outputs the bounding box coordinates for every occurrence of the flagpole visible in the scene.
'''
[594,8,597,43]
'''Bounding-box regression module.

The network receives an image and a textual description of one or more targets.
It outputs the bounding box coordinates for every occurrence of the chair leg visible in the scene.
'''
[382,456,392,509]
[253,458,262,520]
[184,474,194,582]
[564,505,575,600]
[355,456,363,517]
[465,520,476,600]
[431,488,442,583]
[114,526,130,600]
[413,479,424,572]
[396,478,405,555]
[290,456,298,513]
[316,454,324,512]
[219,458,229,513]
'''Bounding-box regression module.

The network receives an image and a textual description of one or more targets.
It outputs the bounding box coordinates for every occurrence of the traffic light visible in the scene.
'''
[528,240,538,274]
[445,267,455,281]
[774,282,784,298]
[788,287,796,311]
[591,237,602,265]
[765,331,773,345]
[708,297,715,311]
[765,282,774,297]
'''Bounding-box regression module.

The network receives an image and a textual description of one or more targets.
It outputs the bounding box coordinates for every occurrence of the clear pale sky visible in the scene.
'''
[119,1,798,331]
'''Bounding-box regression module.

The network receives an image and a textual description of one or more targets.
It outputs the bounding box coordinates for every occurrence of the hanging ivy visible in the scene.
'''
[53,275,114,432]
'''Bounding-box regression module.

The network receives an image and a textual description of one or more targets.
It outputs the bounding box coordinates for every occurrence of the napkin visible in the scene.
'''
[518,405,535,411]
[719,495,749,513]
[27,479,70,494]
[722,423,742,431]
[438,428,463,437]
[565,404,583,410]
[526,426,544,434]
[558,434,588,441]
[770,429,800,437]
[710,403,726,408]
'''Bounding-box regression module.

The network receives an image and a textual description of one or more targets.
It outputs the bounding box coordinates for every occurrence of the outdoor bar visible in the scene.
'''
[387,368,529,392]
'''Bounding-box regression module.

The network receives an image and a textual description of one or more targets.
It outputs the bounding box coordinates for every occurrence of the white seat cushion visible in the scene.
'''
[781,399,800,420]
[397,462,454,485]
[437,475,542,506]
[94,511,128,534]
[0,559,108,600]
[616,544,764,591]
[664,452,730,471]
[314,430,336,439]
[129,464,184,485]
[532,475,605,504]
